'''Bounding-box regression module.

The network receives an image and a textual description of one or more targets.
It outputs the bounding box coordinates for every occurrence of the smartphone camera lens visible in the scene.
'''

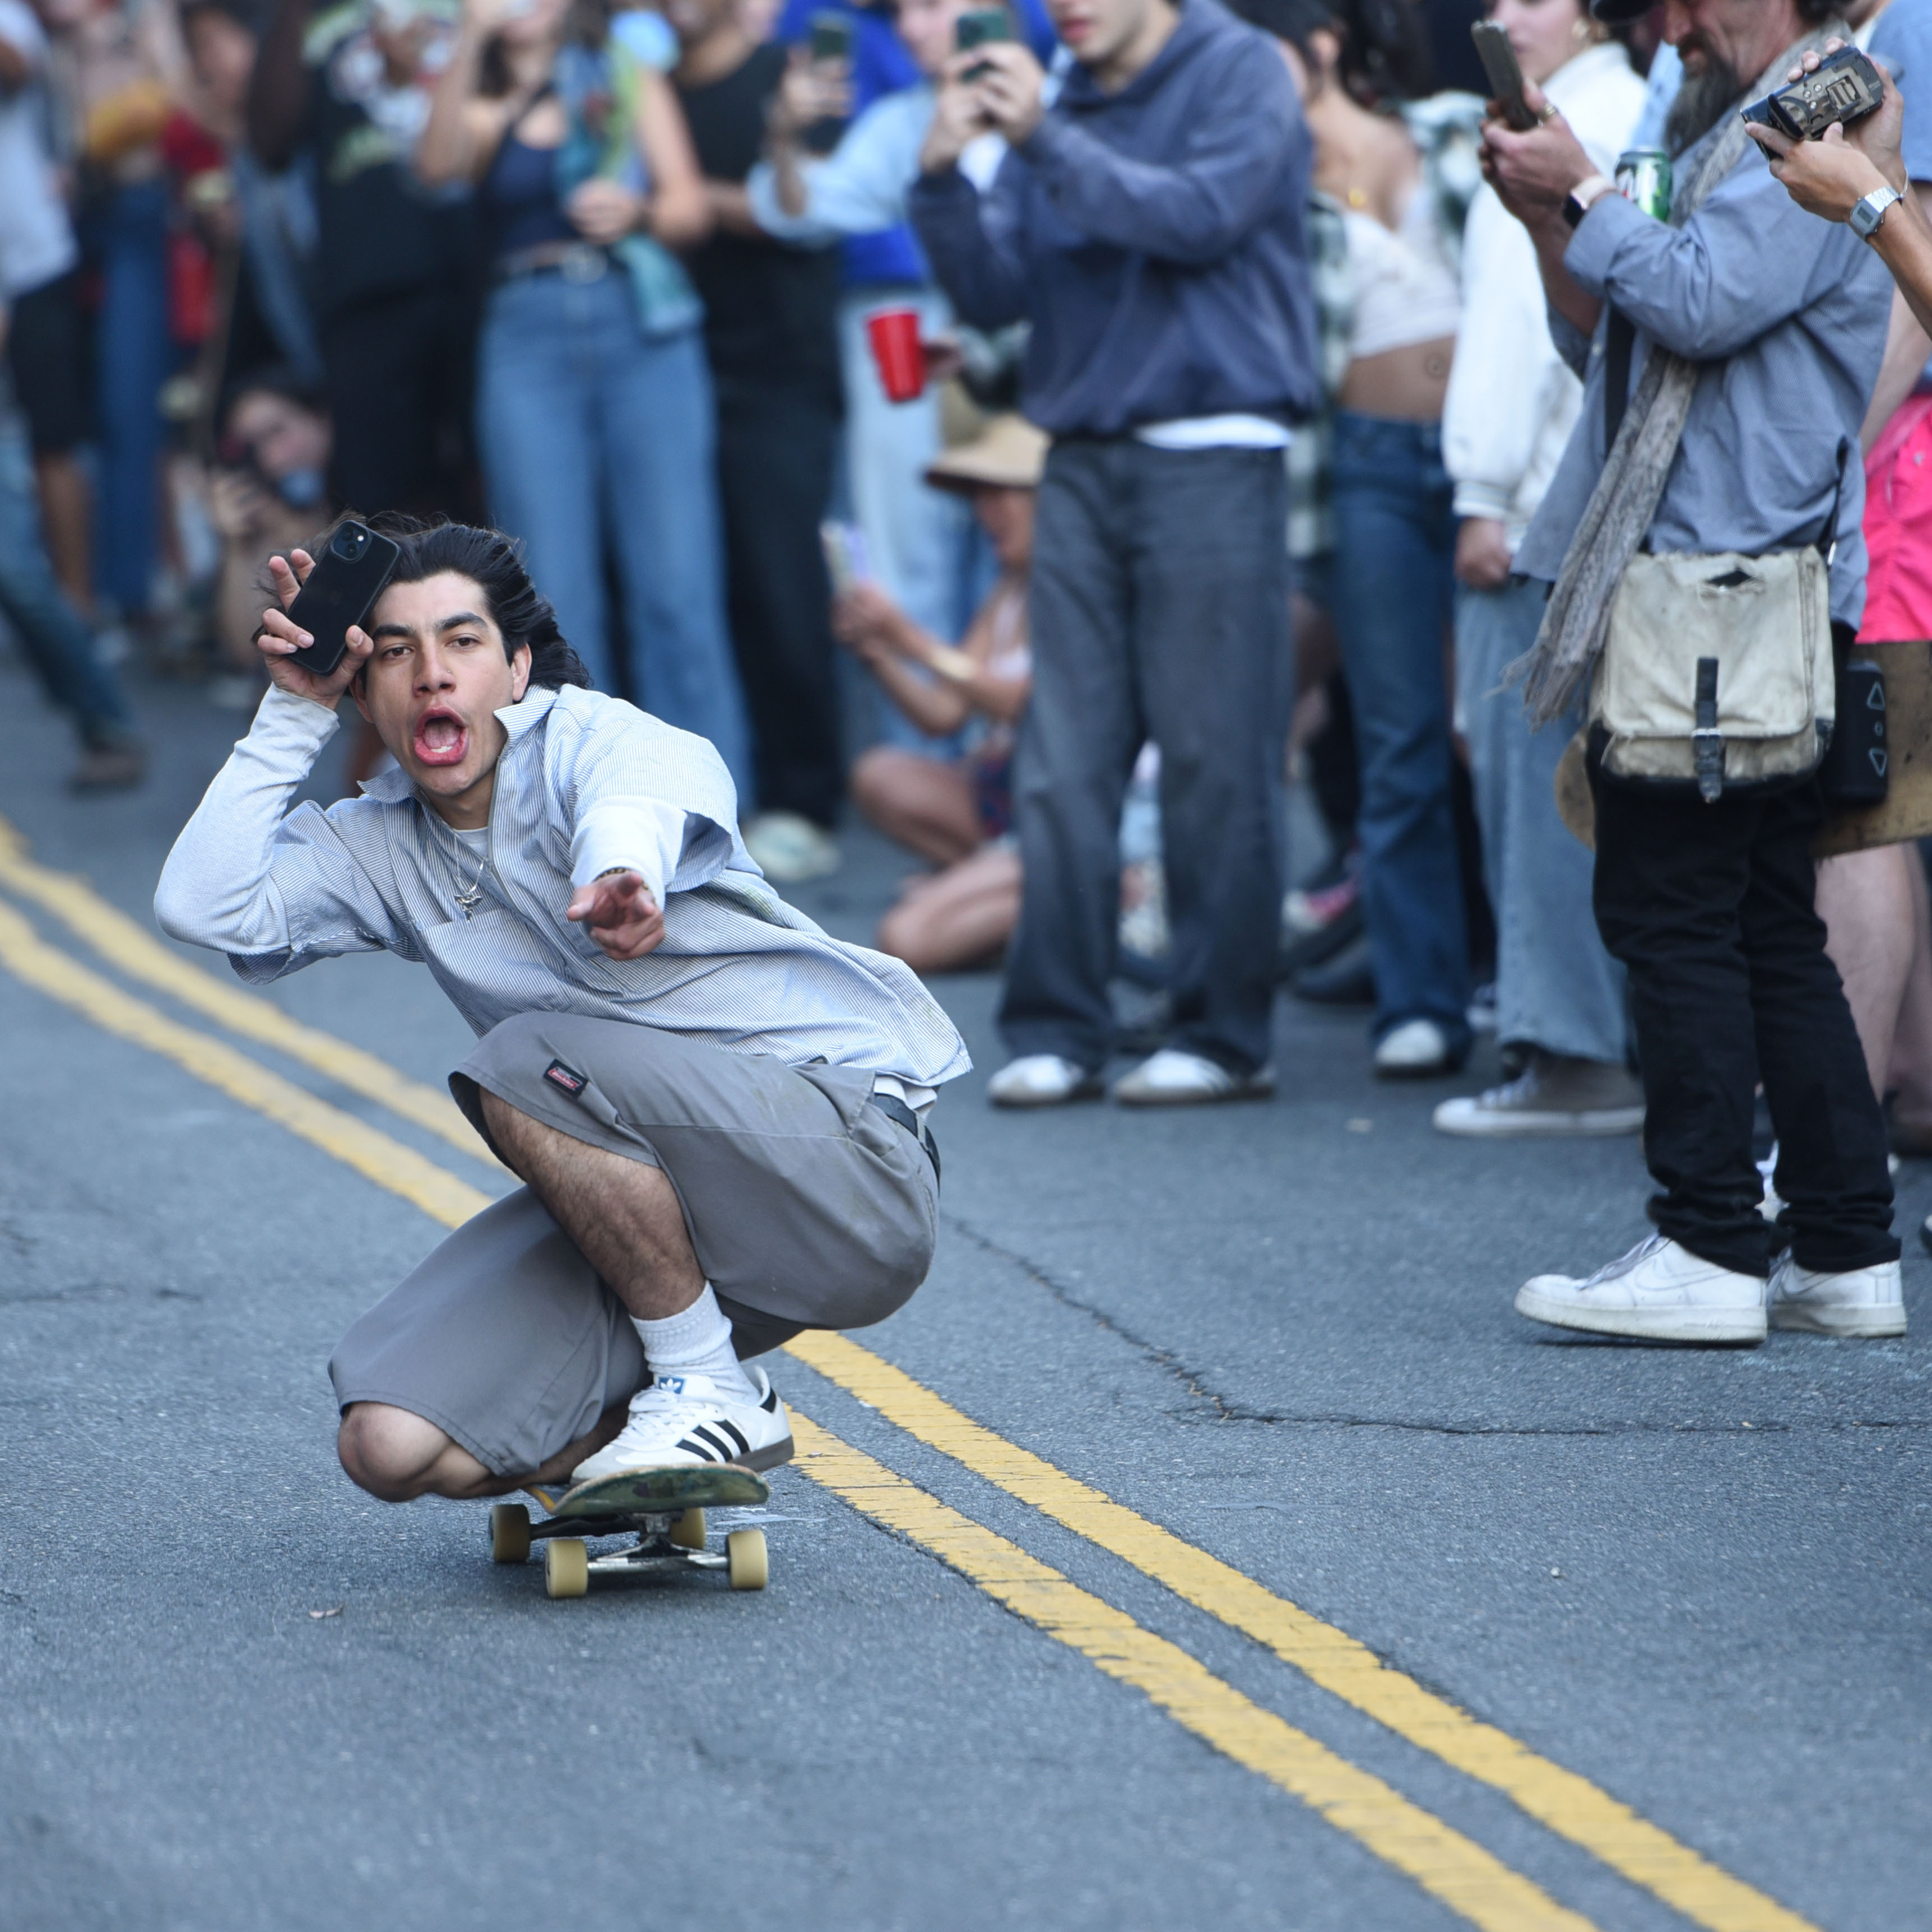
[333,526,367,560]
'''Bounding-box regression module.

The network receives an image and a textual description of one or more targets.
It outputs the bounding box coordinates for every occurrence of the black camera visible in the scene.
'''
[1741,45,1885,141]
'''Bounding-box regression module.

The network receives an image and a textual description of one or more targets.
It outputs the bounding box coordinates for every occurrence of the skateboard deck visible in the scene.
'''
[489,1463,773,1599]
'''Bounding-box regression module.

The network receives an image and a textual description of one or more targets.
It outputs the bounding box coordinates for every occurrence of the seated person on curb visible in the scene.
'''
[155,518,968,1500]
[838,413,1041,975]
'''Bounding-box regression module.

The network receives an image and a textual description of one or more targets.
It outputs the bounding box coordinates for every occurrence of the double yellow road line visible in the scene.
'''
[0,817,1820,1932]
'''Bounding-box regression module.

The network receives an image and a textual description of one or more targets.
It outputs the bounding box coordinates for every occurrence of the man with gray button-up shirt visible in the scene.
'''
[157,519,967,1503]
[1480,0,1904,1345]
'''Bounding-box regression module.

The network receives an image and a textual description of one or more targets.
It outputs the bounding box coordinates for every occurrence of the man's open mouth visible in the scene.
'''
[412,708,470,768]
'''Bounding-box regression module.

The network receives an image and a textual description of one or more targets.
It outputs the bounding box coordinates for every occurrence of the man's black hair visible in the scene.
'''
[352,515,595,693]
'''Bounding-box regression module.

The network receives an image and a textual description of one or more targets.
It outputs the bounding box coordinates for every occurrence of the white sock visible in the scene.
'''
[633,1285,756,1401]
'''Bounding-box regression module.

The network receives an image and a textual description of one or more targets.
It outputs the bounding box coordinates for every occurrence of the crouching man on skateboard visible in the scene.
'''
[156,520,968,1499]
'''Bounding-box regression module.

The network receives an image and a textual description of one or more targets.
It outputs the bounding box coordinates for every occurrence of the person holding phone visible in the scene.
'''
[155,516,965,1506]
[1744,30,1932,1186]
[415,0,754,799]
[747,0,1055,753]
[1478,0,1902,1343]
[909,0,1318,1108]
[1433,0,1646,1137]
[667,0,848,885]
[1240,0,1488,1082]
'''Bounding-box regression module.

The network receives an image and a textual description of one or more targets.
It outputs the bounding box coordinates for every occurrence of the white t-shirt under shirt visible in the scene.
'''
[0,0,78,298]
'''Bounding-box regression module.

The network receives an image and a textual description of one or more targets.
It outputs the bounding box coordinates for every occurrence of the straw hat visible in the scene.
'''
[925,414,1049,494]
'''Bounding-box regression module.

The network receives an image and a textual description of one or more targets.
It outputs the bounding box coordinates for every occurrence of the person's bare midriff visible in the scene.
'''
[1338,336,1457,423]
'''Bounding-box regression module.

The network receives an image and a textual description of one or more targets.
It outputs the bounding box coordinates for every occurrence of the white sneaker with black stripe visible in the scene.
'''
[570,1367,794,1483]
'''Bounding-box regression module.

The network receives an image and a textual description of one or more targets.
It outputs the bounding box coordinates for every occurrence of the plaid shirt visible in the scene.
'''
[1286,191,1353,564]
[1288,100,1484,565]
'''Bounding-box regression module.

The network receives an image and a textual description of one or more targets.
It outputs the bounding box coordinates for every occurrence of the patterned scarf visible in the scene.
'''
[1515,24,1843,728]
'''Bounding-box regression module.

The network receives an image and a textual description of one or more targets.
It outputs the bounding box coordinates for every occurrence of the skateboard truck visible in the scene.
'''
[487,1465,772,1598]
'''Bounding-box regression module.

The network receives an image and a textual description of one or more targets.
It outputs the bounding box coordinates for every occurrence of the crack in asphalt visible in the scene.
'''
[942,1211,1238,1418]
[944,1212,1932,1438]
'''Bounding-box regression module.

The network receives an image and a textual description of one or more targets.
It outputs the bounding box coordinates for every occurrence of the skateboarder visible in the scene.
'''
[156,519,968,1502]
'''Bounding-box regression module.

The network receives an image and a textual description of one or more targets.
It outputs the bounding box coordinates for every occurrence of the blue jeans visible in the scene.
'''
[477,268,752,797]
[86,180,170,616]
[1456,575,1626,1063]
[0,417,129,745]
[1330,411,1468,1052]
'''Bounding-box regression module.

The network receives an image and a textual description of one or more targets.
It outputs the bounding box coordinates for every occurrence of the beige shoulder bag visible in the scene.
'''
[1589,545,1835,800]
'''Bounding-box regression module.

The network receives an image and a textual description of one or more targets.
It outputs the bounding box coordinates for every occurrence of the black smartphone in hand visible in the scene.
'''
[957,6,1013,78]
[1471,21,1537,132]
[285,521,401,679]
[808,10,852,63]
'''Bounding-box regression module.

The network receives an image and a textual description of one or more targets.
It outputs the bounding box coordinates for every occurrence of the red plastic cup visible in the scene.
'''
[866,306,925,403]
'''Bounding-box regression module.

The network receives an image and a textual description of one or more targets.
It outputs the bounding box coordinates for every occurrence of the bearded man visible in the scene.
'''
[1481,0,1905,1342]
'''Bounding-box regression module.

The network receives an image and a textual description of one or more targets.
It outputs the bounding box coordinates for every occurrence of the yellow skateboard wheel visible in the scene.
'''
[490,1503,532,1564]
[546,1538,589,1599]
[669,1508,706,1550]
[726,1528,768,1591]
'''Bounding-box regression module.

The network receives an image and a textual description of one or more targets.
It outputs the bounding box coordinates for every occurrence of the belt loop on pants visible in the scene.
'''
[867,1091,942,1189]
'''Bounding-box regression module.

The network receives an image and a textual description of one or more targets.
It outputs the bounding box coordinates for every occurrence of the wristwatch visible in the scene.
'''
[1563,174,1615,229]
[1851,184,1903,241]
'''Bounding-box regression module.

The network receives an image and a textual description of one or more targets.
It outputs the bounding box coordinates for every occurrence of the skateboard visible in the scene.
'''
[487,1464,772,1599]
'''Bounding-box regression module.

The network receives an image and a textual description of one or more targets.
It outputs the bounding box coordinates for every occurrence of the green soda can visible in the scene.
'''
[1615,148,1673,220]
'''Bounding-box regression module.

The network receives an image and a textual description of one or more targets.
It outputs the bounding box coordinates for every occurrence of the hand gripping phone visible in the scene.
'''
[808,10,852,63]
[1471,21,1537,133]
[956,7,1013,80]
[284,520,402,679]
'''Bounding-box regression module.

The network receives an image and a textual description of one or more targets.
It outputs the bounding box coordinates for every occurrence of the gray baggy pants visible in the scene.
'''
[997,438,1293,1077]
[328,1013,939,1477]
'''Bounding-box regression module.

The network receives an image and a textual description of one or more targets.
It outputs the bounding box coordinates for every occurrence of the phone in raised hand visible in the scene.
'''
[284,520,402,679]
[1471,21,1538,133]
[808,10,852,63]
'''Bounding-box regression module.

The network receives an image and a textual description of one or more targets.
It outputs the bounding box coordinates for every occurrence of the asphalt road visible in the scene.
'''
[1,653,1928,1932]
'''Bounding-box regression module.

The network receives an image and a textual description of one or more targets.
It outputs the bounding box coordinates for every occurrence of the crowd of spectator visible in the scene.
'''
[10,0,1932,1335]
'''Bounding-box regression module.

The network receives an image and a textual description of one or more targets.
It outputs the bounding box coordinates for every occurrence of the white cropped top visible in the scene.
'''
[1344,185,1461,361]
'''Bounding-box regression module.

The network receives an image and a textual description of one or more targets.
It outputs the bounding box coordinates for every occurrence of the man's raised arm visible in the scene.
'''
[155,555,405,973]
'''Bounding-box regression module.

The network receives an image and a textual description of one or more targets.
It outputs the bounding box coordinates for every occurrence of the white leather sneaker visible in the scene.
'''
[1113,1049,1275,1107]
[1768,1254,1906,1337]
[1515,1234,1768,1343]
[742,811,839,883]
[1374,1018,1455,1078]
[570,1367,794,1482]
[987,1055,1103,1108]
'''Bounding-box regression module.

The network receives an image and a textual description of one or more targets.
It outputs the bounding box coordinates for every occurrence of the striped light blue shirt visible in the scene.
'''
[155,683,971,1088]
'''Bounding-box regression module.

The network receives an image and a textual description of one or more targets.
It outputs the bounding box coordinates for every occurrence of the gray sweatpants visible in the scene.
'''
[328,1013,939,1477]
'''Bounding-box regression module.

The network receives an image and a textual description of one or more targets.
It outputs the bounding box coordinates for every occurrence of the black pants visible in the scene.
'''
[1000,439,1292,1076]
[322,287,479,518]
[1590,763,1896,1275]
[713,377,843,828]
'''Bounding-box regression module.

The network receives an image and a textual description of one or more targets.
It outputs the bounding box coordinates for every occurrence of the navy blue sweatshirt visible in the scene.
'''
[908,0,1319,439]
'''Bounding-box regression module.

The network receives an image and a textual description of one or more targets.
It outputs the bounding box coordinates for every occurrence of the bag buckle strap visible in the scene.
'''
[1692,656,1724,802]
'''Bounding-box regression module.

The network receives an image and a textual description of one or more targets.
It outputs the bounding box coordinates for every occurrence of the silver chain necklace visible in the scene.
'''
[435,819,489,919]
